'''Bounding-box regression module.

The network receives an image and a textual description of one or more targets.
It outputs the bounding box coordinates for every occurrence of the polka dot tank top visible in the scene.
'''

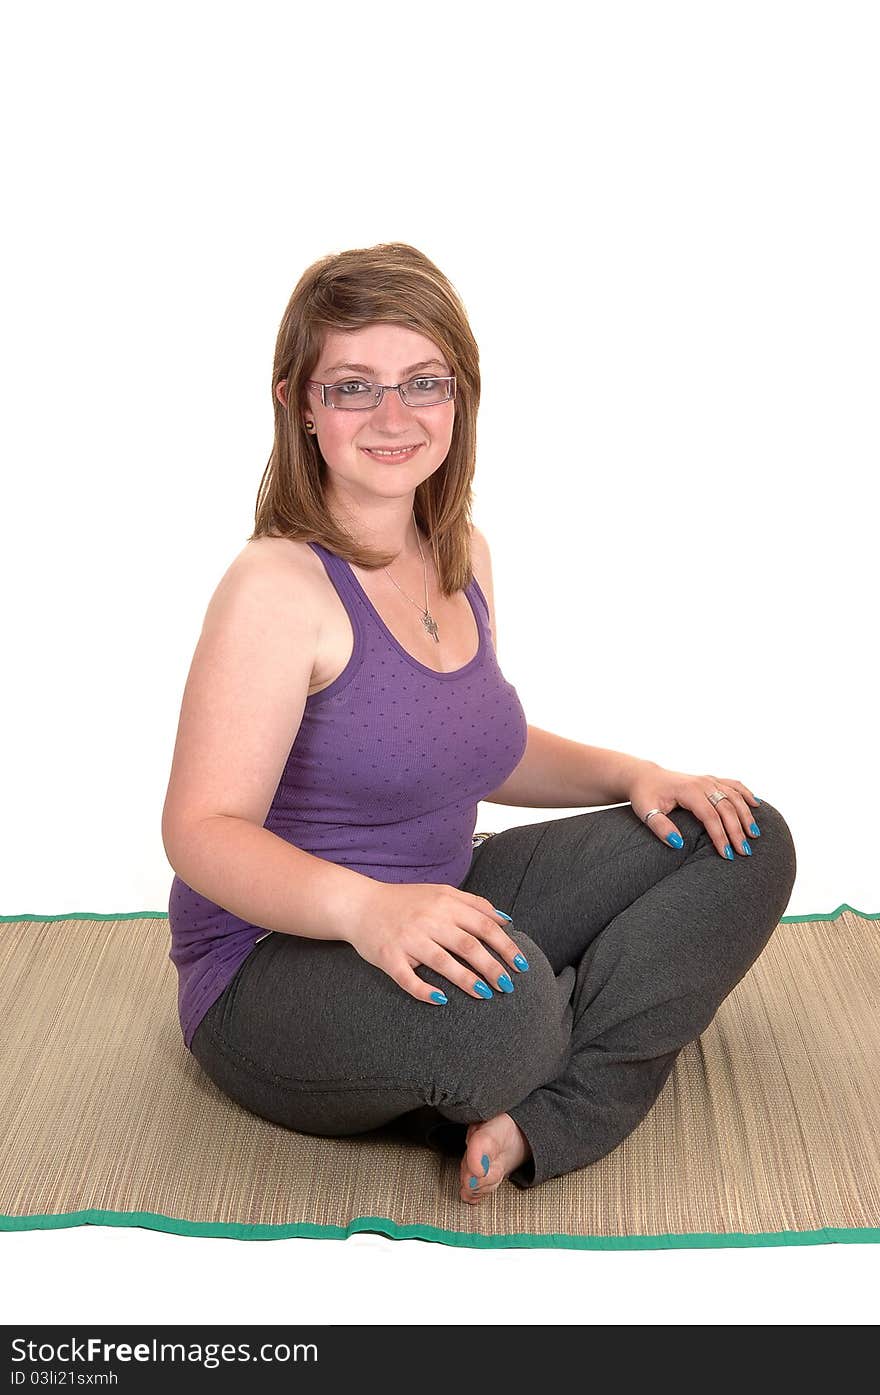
[168,539,529,1049]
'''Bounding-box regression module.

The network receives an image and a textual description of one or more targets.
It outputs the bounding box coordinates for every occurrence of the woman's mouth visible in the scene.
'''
[360,444,423,462]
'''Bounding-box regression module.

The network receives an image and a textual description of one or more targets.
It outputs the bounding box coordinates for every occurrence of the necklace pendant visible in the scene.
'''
[422,611,440,643]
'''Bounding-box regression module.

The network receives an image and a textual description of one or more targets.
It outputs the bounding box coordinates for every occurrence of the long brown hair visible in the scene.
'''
[248,242,481,597]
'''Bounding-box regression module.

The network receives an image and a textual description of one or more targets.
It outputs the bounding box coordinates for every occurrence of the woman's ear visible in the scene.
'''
[275,378,288,408]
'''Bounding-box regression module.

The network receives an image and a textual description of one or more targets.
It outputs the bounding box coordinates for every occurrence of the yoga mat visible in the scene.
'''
[1,904,878,1251]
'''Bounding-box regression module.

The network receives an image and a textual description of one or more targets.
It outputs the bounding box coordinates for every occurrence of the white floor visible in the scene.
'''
[4,1228,877,1325]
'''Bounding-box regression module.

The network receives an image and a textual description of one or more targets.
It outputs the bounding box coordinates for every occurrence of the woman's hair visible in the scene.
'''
[248,242,481,596]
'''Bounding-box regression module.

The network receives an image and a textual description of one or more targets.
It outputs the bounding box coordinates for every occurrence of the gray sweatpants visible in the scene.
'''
[189,799,796,1189]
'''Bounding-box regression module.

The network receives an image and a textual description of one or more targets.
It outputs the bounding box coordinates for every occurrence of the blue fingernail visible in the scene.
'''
[494,907,513,921]
[482,1154,490,1176]
[497,973,514,992]
[754,797,762,805]
[724,844,734,859]
[742,840,752,855]
[513,953,530,971]
[429,991,448,1004]
[474,980,493,998]
[667,832,684,848]
[469,1176,478,1188]
[749,823,761,837]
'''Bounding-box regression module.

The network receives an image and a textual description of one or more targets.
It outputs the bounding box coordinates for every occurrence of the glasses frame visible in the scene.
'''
[305,374,457,410]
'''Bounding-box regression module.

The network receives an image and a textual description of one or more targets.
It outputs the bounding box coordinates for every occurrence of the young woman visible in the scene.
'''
[162,242,796,1204]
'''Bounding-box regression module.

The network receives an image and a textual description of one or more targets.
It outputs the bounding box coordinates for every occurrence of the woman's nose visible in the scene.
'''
[371,387,415,427]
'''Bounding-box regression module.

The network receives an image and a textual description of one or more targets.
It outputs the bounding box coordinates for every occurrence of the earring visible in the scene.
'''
[304,420,315,431]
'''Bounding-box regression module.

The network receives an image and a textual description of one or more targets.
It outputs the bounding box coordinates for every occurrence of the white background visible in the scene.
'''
[2,0,878,1326]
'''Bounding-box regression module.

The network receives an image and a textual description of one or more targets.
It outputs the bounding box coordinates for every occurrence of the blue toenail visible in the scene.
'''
[469,1176,478,1188]
[482,1154,490,1175]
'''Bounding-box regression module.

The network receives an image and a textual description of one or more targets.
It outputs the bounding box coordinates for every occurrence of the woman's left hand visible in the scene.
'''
[627,761,762,859]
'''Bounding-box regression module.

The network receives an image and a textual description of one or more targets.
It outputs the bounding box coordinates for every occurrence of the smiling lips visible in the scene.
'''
[361,444,423,459]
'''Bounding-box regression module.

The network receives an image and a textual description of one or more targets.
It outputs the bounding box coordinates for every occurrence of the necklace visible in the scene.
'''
[381,508,440,642]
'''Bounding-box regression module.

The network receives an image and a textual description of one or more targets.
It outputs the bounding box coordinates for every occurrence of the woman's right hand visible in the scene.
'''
[347,880,526,1004]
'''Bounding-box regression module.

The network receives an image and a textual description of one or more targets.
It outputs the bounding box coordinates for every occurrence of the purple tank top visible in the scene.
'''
[168,541,528,1050]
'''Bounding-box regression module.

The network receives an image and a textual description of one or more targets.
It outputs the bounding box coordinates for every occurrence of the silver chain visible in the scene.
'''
[381,508,440,643]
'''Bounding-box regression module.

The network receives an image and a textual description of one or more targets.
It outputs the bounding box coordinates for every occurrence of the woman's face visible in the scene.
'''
[278,322,456,506]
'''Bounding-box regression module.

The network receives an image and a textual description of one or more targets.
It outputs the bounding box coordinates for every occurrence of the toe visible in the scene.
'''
[466,1128,494,1178]
[459,1118,509,1202]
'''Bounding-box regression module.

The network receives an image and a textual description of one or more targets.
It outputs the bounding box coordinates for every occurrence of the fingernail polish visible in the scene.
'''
[430,991,448,1004]
[749,823,761,837]
[497,973,514,992]
[513,953,530,971]
[724,845,734,859]
[474,980,493,998]
[754,797,762,805]
[667,832,684,848]
[469,1176,478,1188]
[493,907,513,921]
[742,840,752,855]
[482,1154,490,1176]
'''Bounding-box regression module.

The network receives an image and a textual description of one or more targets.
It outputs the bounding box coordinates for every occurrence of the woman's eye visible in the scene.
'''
[339,380,369,394]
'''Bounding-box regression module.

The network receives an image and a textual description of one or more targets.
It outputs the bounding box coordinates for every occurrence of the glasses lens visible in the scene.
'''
[400,375,453,406]
[326,376,453,409]
[325,380,382,410]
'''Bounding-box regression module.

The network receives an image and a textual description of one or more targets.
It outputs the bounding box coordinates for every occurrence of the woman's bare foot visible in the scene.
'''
[459,1112,532,1203]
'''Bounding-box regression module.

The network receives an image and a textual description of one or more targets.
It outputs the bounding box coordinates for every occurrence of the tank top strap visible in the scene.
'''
[305,540,369,657]
[307,540,363,610]
[467,572,491,628]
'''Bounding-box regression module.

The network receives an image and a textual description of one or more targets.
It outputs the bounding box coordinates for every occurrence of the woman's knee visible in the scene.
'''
[680,794,796,897]
[751,798,797,896]
[718,799,797,975]
[448,931,571,1119]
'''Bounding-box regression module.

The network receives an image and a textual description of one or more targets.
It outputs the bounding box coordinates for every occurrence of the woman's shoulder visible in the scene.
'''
[239,533,321,576]
[233,534,331,610]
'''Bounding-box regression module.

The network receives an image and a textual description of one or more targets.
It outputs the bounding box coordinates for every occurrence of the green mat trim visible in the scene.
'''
[3,1209,880,1249]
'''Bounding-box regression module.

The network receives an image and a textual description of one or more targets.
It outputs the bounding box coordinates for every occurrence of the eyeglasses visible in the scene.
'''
[305,374,456,410]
